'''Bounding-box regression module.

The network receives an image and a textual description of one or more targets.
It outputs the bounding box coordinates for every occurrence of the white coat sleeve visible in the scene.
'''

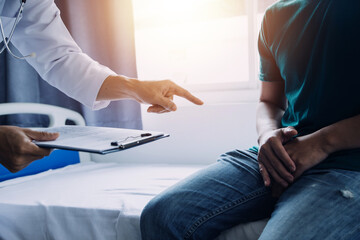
[10,0,116,110]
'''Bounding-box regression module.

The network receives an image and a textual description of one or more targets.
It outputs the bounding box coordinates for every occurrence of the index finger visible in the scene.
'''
[259,162,271,187]
[272,140,296,172]
[172,85,204,105]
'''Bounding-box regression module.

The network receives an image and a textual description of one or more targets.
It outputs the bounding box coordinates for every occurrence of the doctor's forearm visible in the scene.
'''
[96,75,203,113]
[96,75,139,101]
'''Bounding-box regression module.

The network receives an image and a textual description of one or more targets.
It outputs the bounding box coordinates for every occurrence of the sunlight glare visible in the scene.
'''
[132,0,249,85]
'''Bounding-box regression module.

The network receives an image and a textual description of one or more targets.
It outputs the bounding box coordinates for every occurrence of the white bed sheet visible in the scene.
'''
[0,162,267,240]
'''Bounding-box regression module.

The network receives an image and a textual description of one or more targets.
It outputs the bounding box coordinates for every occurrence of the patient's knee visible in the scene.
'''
[141,193,175,240]
[140,197,160,239]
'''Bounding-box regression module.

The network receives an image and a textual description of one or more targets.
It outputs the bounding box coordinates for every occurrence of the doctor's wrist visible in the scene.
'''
[96,75,139,101]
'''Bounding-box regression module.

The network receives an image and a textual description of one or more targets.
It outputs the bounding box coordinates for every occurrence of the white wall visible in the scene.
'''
[92,103,258,165]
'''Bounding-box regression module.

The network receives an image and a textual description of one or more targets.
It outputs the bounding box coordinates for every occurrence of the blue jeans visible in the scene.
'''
[140,150,360,240]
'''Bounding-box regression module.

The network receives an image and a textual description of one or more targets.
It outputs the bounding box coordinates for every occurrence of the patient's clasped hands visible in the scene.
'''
[258,127,330,197]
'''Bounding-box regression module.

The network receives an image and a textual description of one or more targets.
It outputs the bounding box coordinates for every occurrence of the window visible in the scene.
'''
[132,0,278,101]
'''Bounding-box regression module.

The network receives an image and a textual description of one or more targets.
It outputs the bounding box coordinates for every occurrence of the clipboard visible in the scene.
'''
[33,126,169,154]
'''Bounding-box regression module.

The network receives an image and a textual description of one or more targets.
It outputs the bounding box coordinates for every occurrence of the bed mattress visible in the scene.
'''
[0,162,267,240]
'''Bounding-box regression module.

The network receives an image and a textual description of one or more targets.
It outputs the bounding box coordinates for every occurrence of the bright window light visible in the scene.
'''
[132,0,277,93]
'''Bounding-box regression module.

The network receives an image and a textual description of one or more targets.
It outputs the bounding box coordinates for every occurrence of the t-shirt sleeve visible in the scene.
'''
[258,12,282,82]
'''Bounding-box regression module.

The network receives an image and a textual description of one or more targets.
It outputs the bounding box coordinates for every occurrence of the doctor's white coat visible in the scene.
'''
[0,0,115,110]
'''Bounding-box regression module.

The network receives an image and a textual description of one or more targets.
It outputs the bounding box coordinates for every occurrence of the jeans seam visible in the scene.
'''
[183,188,269,240]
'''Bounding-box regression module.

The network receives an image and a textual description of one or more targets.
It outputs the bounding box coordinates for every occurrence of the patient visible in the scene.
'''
[140,1,360,239]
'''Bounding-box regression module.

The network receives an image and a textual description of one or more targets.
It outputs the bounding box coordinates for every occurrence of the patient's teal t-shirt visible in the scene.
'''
[257,0,360,171]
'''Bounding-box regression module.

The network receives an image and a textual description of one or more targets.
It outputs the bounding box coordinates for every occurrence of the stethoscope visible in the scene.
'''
[0,0,35,59]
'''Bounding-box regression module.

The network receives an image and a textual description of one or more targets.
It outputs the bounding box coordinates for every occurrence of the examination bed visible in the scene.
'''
[0,103,268,240]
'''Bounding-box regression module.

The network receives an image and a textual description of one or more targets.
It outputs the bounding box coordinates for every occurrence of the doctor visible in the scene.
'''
[0,0,203,172]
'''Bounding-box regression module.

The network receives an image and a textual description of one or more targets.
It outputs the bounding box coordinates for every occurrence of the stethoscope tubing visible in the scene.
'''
[0,1,35,59]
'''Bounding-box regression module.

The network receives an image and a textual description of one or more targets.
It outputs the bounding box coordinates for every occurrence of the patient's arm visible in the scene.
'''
[0,126,59,173]
[258,81,360,195]
[256,81,297,188]
[284,114,360,179]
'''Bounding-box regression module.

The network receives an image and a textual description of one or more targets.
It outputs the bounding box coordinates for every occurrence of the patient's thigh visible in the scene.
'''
[259,168,360,240]
[141,150,276,240]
